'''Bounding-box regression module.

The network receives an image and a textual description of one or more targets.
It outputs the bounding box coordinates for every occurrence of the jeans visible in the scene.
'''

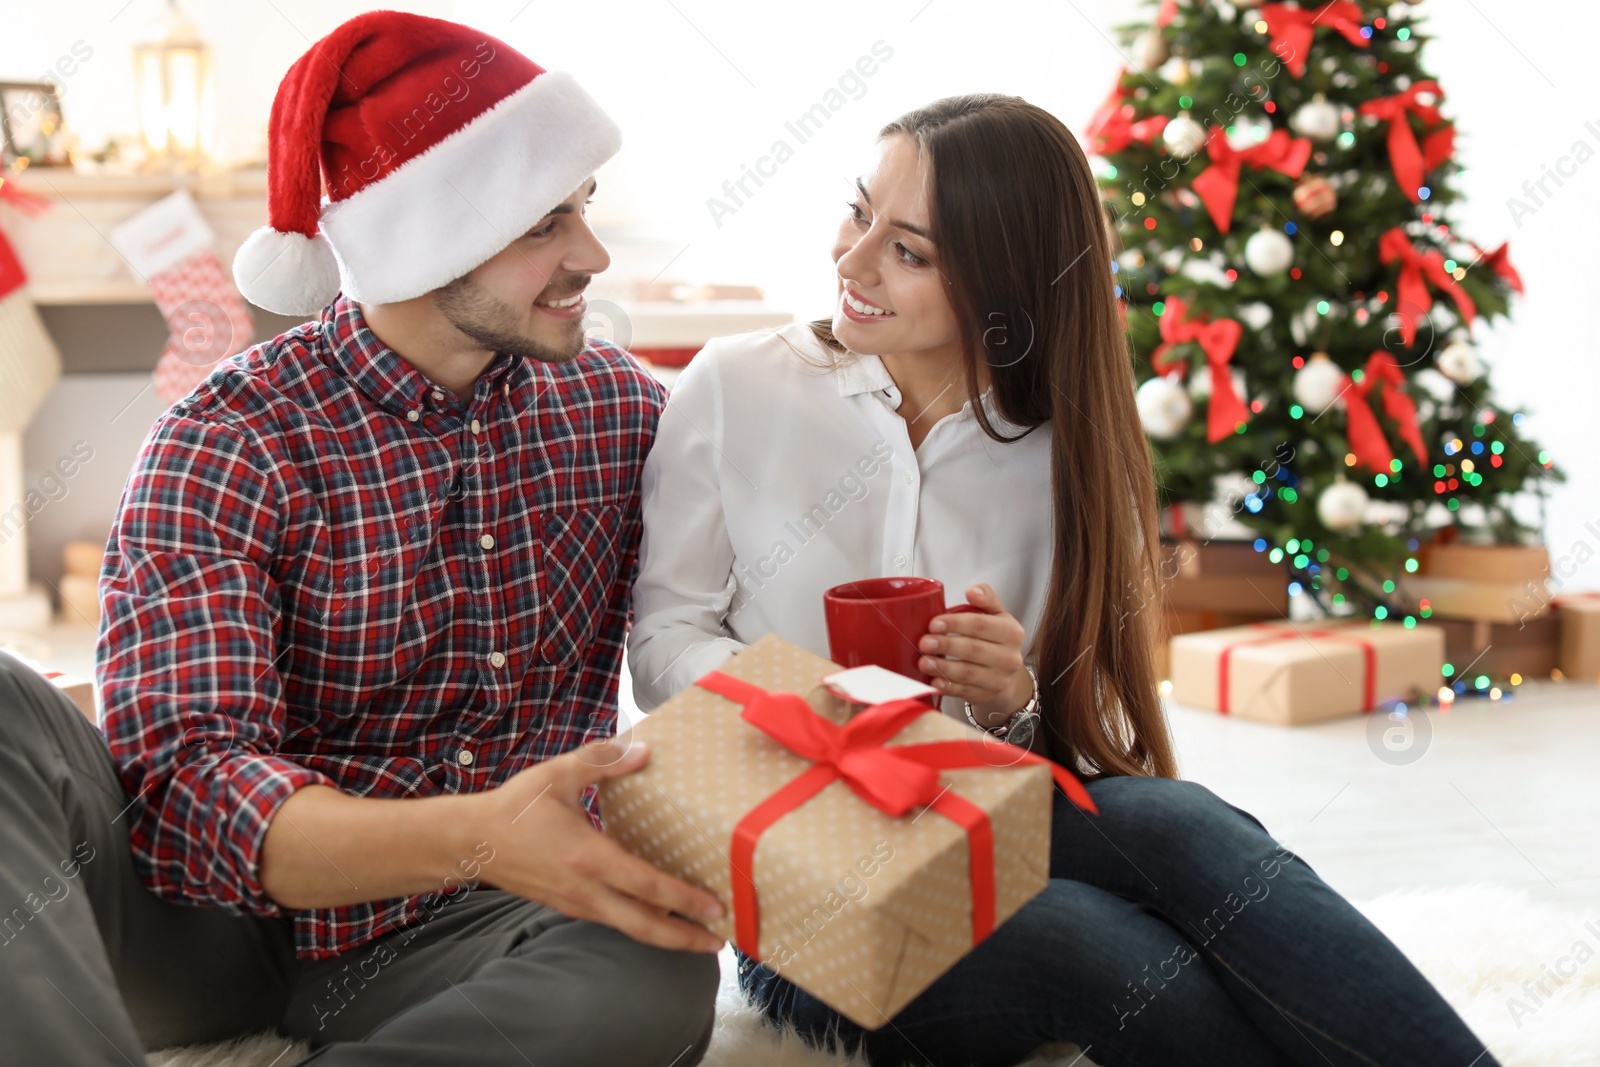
[0,651,718,1066]
[738,776,1499,1067]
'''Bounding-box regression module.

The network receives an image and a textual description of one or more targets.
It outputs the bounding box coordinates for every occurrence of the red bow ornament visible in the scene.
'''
[1378,226,1476,347]
[1358,81,1455,203]
[1150,297,1250,443]
[1259,2,1369,78]
[1191,128,1312,233]
[1344,350,1427,474]
[694,669,1097,957]
[1476,241,1524,294]
[1085,77,1169,156]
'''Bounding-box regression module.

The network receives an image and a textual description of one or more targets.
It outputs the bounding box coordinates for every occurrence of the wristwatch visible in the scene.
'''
[963,664,1040,747]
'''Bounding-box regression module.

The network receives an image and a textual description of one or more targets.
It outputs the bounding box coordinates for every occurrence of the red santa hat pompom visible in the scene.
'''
[234,11,621,316]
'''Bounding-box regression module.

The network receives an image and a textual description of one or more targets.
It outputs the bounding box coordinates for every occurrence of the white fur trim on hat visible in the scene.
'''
[317,71,621,306]
[232,227,343,316]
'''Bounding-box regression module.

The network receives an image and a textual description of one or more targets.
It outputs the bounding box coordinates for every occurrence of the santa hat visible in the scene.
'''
[233,11,620,316]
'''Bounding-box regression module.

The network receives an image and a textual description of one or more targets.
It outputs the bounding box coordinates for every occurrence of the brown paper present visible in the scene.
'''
[1399,544,1552,623]
[1169,620,1444,724]
[1159,539,1288,614]
[1426,617,1560,681]
[597,633,1069,1029]
[1555,593,1600,680]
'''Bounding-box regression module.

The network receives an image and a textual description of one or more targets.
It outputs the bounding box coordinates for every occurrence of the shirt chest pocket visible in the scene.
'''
[536,504,623,667]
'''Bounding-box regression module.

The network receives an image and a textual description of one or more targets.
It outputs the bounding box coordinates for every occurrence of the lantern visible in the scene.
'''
[133,0,215,171]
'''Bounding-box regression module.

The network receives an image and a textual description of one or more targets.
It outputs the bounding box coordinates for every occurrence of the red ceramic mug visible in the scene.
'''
[822,577,985,705]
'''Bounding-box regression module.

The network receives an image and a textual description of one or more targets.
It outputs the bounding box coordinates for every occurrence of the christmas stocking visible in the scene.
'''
[110,190,255,407]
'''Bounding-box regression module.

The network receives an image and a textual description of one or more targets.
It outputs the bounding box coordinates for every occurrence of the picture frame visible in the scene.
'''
[0,80,71,168]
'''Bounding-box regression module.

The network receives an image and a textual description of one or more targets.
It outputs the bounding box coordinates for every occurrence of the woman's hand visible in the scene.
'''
[917,583,1034,727]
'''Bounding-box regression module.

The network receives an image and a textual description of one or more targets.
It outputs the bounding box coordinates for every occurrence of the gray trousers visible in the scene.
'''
[0,651,719,1065]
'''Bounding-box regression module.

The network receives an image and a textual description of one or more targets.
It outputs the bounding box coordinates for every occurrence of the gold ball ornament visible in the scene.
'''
[1292,175,1338,218]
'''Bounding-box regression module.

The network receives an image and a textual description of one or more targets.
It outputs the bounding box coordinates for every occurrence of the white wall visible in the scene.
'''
[4,0,1595,590]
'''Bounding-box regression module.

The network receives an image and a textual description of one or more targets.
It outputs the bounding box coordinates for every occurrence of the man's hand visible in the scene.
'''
[471,738,727,953]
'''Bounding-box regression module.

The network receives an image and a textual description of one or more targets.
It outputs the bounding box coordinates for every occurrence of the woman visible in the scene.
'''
[626,94,1497,1067]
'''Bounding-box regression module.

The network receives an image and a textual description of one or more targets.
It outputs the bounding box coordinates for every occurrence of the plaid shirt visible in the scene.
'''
[98,294,668,959]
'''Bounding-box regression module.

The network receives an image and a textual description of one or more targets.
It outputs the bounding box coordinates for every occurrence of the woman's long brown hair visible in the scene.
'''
[810,94,1178,780]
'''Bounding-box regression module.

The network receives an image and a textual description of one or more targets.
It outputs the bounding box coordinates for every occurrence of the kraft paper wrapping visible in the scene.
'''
[1169,620,1444,724]
[1557,596,1600,680]
[597,633,1051,1029]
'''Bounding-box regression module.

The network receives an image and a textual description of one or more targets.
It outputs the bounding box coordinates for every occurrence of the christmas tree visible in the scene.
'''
[1088,0,1563,622]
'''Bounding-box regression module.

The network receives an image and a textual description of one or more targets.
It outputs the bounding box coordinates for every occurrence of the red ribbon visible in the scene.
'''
[1476,242,1524,294]
[1150,296,1250,443]
[1157,0,1178,27]
[1192,128,1312,233]
[1260,2,1369,78]
[1344,350,1427,474]
[1216,621,1376,714]
[1378,227,1476,347]
[694,668,1098,958]
[1085,77,1169,156]
[0,176,51,302]
[1359,81,1454,203]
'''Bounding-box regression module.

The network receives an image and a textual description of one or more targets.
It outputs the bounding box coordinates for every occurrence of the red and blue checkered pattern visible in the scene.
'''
[97,294,667,959]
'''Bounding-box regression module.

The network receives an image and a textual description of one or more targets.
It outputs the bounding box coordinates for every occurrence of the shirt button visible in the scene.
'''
[480,534,495,550]
[488,650,506,668]
[406,410,420,423]
[457,749,474,766]
[471,419,482,435]
[432,389,445,402]
[904,472,914,485]
[893,554,907,567]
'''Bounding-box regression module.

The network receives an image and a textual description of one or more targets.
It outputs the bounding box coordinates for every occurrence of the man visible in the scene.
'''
[0,12,723,1065]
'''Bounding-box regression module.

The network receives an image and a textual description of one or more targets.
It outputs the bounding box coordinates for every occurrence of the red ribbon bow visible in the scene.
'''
[1085,77,1170,156]
[1475,242,1524,294]
[1378,227,1476,347]
[1344,350,1427,474]
[1150,297,1250,443]
[1191,128,1312,233]
[1359,81,1455,203]
[1217,622,1377,714]
[694,669,1097,958]
[0,175,51,302]
[1260,2,1369,78]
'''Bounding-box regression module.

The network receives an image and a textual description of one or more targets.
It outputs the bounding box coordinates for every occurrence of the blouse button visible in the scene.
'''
[893,554,907,567]
[432,389,445,402]
[480,534,496,550]
[406,410,420,423]
[488,650,507,669]
[904,472,914,485]
[471,419,482,435]
[457,749,474,766]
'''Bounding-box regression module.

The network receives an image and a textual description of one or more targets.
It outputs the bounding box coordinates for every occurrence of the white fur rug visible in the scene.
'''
[146,885,1600,1067]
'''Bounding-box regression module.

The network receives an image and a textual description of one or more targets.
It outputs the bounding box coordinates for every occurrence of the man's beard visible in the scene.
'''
[434,273,587,364]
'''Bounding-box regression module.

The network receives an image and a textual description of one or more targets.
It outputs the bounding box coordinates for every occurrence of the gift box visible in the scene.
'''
[1426,617,1560,682]
[1157,608,1284,680]
[1555,593,1600,681]
[596,633,1096,1029]
[1169,620,1444,725]
[1159,538,1288,615]
[1398,543,1551,623]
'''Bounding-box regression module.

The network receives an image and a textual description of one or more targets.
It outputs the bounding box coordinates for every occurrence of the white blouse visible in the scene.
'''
[627,322,1055,721]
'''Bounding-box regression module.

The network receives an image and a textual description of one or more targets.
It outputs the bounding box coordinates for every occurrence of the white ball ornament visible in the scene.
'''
[1292,352,1346,413]
[1317,480,1370,532]
[1436,340,1483,384]
[1162,112,1209,159]
[1131,29,1170,71]
[1243,228,1294,275]
[1136,375,1194,440]
[1290,96,1341,141]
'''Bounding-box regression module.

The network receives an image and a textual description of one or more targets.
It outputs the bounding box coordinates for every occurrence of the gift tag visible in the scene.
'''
[821,664,938,705]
